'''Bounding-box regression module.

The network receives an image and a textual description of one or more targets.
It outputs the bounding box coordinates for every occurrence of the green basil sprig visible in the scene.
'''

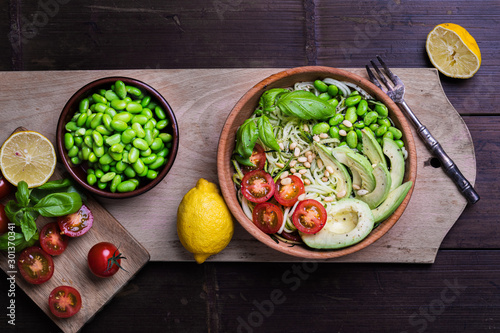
[0,232,39,253]
[257,116,280,151]
[276,90,335,120]
[258,88,289,114]
[235,119,259,159]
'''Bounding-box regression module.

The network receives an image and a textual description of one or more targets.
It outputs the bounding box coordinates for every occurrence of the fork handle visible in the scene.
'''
[399,101,480,204]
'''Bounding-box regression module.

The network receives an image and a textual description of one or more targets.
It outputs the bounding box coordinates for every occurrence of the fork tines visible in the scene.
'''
[366,55,404,100]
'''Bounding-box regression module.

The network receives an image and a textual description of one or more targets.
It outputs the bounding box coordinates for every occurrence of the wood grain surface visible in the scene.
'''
[0,148,150,333]
[0,68,475,263]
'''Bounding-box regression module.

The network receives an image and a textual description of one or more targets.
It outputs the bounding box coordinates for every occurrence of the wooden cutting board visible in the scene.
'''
[0,130,150,333]
[0,68,476,264]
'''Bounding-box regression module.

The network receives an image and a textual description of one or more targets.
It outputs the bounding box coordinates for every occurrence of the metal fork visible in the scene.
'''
[366,55,480,204]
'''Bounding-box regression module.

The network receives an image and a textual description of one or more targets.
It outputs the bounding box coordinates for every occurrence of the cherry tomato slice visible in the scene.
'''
[292,199,327,234]
[0,173,13,200]
[274,175,305,207]
[0,203,10,235]
[17,246,54,284]
[252,202,283,234]
[88,242,125,278]
[48,286,82,318]
[57,204,93,237]
[241,144,266,174]
[40,222,69,256]
[241,170,275,203]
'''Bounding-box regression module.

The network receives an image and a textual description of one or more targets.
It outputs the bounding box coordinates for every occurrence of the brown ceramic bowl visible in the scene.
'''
[217,66,417,259]
[56,77,179,199]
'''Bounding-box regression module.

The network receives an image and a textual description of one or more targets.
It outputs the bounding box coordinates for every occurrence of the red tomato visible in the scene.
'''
[0,173,13,200]
[241,170,275,203]
[40,222,69,256]
[58,204,93,237]
[88,242,126,278]
[241,144,266,174]
[17,246,54,284]
[274,175,305,207]
[0,203,10,235]
[292,199,327,234]
[252,202,283,234]
[48,286,82,318]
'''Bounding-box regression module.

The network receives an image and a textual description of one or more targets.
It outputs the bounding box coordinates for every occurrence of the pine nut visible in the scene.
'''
[339,129,347,136]
[337,190,347,198]
[299,169,307,174]
[280,177,292,185]
[304,179,311,185]
[352,184,361,190]
[304,161,311,168]
[319,133,329,139]
[297,156,307,163]
[303,124,309,132]
[307,154,314,163]
[289,160,297,167]
[357,189,369,196]
[290,168,297,174]
[279,142,285,151]
[305,151,312,157]
[317,159,324,169]
[326,166,334,174]
[313,135,320,142]
[322,177,328,182]
[280,171,289,179]
[294,147,300,157]
[293,173,302,178]
[324,170,330,177]
[276,162,285,168]
[298,194,306,201]
[290,142,297,150]
[343,120,353,128]
[324,196,335,202]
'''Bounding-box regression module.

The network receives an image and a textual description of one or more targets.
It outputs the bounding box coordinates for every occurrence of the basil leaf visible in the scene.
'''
[0,232,39,252]
[4,200,25,226]
[235,119,258,158]
[34,192,82,217]
[257,116,280,151]
[259,88,289,114]
[276,90,335,120]
[36,178,72,190]
[234,154,255,167]
[20,211,37,241]
[15,181,31,207]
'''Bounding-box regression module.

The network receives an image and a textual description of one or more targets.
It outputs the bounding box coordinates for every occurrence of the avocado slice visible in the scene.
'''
[356,163,392,209]
[372,181,413,224]
[300,198,374,249]
[314,143,352,199]
[361,129,386,167]
[383,137,405,192]
[332,147,376,192]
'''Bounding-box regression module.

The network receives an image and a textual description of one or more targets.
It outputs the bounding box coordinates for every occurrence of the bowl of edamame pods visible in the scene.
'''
[56,77,179,198]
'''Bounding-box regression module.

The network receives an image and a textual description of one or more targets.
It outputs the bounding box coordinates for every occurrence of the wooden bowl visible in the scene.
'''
[56,77,179,199]
[217,66,417,259]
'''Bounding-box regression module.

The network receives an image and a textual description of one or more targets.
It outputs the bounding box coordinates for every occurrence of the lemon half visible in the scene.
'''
[0,131,56,187]
[426,23,481,79]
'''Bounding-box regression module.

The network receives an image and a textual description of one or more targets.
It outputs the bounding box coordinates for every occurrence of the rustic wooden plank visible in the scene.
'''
[17,0,306,70]
[2,250,500,332]
[0,151,150,333]
[314,0,500,115]
[0,68,476,263]
[441,116,500,248]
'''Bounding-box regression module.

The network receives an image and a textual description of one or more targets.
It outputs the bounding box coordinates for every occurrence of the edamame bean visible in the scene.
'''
[117,180,137,193]
[156,119,168,130]
[327,99,339,108]
[128,147,140,163]
[346,131,358,149]
[312,122,330,135]
[141,96,151,108]
[126,85,142,96]
[111,120,128,132]
[100,172,116,183]
[146,170,158,180]
[327,85,339,96]
[318,92,330,101]
[363,111,378,126]
[86,114,96,128]
[65,121,79,132]
[345,106,358,123]
[105,90,119,101]
[126,102,143,113]
[114,80,127,99]
[95,169,104,178]
[133,138,149,151]
[92,93,107,105]
[132,123,145,138]
[96,125,111,136]
[356,129,363,141]
[109,151,122,161]
[87,173,97,186]
[79,98,90,112]
[375,125,388,137]
[92,131,103,146]
[116,161,127,173]
[378,118,391,127]
[150,138,163,151]
[313,80,328,92]
[138,165,149,177]
[70,156,81,165]
[329,126,340,139]
[64,133,74,150]
[133,114,148,125]
[157,147,169,158]
[129,178,139,186]
[101,164,110,172]
[145,119,157,130]
[144,129,154,146]
[82,146,91,160]
[141,108,153,119]
[94,103,108,113]
[375,104,389,117]
[149,156,165,170]
[369,123,380,132]
[329,114,344,126]
[356,99,368,116]
[88,152,98,163]
[345,95,362,107]
[105,133,121,146]
[388,127,403,140]
[383,131,394,140]
[110,174,122,193]
[99,153,113,165]
[354,121,365,129]
[121,128,137,144]
[395,140,405,148]
[124,166,136,178]
[77,113,88,127]
[75,128,86,137]
[93,143,104,157]
[141,154,157,165]
[74,136,83,147]
[152,128,160,139]
[154,106,166,120]
[97,181,107,190]
[67,145,79,157]
[111,143,124,153]
[132,159,146,174]
[111,99,127,111]
[159,133,172,143]
[349,91,359,96]
[114,112,132,123]
[105,107,117,118]
[140,148,152,157]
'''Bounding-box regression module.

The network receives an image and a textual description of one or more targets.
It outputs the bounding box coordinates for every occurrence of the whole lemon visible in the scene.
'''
[177,179,234,263]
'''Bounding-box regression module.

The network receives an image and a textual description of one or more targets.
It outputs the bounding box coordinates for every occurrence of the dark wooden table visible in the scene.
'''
[1,1,499,332]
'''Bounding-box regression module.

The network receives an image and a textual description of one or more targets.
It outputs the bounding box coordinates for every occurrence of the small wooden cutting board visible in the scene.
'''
[0,127,150,333]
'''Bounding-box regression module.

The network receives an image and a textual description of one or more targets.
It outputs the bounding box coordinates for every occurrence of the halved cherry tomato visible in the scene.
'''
[0,173,13,200]
[241,144,266,174]
[57,204,93,237]
[274,175,305,207]
[40,222,69,256]
[0,203,10,235]
[88,242,126,278]
[252,202,283,234]
[241,170,275,203]
[17,246,54,284]
[292,199,327,234]
[48,286,82,318]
